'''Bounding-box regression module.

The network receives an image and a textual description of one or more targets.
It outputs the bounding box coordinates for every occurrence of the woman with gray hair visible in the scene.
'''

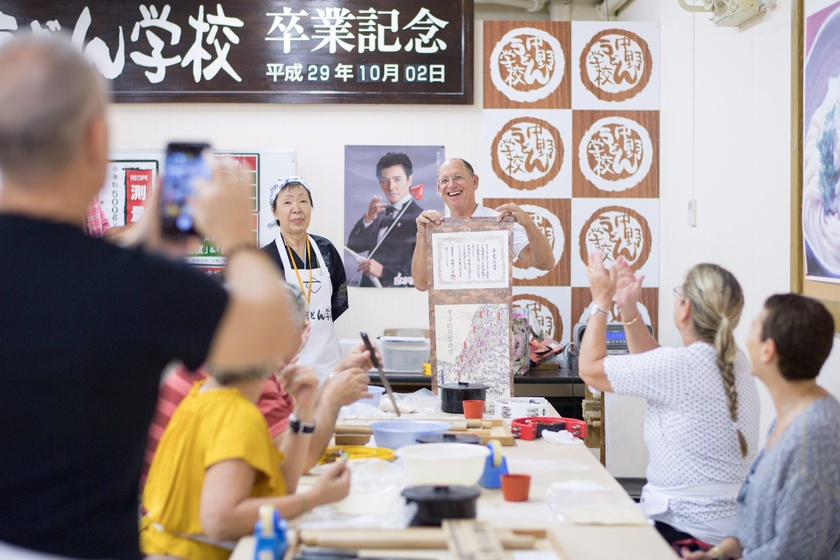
[579,252,760,551]
[261,176,348,381]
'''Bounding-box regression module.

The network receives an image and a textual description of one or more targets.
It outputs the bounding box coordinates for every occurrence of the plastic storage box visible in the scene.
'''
[378,336,429,373]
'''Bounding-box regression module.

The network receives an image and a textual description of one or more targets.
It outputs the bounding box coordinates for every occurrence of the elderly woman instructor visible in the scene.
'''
[579,252,760,549]
[261,176,348,380]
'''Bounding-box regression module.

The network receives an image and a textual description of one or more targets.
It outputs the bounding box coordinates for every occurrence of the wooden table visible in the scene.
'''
[231,413,676,560]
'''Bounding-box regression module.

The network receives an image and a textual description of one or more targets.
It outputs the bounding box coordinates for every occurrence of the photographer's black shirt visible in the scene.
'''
[0,214,228,559]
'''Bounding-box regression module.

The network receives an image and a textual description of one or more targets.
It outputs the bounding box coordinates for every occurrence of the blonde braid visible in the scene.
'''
[683,264,748,458]
[715,315,748,458]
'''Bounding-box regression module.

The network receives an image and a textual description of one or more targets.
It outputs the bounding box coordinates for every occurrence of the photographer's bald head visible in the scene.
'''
[0,36,109,226]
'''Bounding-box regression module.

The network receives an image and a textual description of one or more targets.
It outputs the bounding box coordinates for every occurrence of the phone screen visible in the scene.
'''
[160,142,211,238]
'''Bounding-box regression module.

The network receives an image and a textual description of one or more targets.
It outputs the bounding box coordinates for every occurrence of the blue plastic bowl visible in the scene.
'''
[370,420,450,450]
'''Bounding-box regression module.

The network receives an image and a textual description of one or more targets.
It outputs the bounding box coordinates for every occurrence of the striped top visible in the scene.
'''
[141,366,293,488]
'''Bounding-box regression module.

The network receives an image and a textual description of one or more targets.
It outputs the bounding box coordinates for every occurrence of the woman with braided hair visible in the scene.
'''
[683,294,840,560]
[579,252,760,551]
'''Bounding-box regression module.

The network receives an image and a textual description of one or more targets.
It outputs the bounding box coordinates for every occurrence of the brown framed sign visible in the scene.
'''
[0,0,473,104]
[794,0,840,329]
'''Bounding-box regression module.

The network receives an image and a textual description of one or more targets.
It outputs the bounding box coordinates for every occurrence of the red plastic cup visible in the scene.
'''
[462,400,485,420]
[501,473,531,502]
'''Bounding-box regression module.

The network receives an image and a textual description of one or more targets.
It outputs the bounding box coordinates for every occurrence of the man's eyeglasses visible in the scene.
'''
[438,174,469,188]
[672,286,684,299]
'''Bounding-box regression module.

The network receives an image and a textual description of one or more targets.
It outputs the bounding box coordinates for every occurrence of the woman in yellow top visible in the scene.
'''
[140,360,350,560]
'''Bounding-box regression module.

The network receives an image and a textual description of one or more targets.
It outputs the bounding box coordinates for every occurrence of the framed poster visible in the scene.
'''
[343,145,446,288]
[795,0,840,328]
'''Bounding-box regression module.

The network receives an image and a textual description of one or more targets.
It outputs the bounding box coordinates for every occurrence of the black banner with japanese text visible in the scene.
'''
[0,1,473,104]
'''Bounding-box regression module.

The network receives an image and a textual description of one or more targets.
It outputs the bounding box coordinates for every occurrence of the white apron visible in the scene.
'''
[276,234,341,381]
[639,481,742,544]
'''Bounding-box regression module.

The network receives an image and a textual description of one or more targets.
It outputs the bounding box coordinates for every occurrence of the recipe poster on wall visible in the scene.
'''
[102,150,295,275]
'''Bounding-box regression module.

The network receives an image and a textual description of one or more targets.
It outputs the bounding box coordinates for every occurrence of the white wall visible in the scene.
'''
[618,0,840,442]
[109,75,471,341]
[107,0,840,445]
[108,4,559,344]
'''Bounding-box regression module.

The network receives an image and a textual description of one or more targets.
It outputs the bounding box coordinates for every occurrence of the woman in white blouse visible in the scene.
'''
[579,252,760,550]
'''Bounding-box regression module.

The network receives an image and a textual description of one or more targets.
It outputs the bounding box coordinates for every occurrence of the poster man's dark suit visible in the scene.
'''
[346,199,423,287]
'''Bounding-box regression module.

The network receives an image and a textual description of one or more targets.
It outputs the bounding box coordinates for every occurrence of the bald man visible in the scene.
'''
[411,158,555,291]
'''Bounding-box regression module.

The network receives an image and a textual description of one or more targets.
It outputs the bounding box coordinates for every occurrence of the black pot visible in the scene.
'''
[402,485,480,526]
[416,433,482,445]
[439,382,488,414]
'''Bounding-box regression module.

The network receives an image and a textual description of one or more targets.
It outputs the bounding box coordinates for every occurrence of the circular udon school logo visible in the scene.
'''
[513,293,562,342]
[513,205,564,280]
[579,206,652,271]
[580,29,652,102]
[578,116,653,193]
[489,28,566,103]
[492,117,563,190]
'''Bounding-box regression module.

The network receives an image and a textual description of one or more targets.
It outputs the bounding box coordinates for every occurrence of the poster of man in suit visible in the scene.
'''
[344,145,445,288]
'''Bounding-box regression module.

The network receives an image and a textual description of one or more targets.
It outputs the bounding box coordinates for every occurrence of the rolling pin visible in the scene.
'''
[334,420,492,435]
[298,529,536,550]
[333,425,373,435]
[449,420,493,430]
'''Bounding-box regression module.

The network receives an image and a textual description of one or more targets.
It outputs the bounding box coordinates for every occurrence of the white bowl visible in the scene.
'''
[355,385,385,408]
[396,443,490,486]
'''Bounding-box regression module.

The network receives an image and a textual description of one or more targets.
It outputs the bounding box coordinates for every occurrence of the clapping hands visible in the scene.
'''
[586,252,644,312]
[613,257,644,311]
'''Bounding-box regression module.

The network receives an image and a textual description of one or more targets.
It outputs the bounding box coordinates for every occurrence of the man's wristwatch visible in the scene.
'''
[588,302,610,318]
[289,413,316,435]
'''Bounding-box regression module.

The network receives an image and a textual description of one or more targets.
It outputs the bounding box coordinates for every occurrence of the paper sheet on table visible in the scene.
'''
[550,480,607,492]
[333,493,396,516]
[297,459,415,529]
[561,503,648,525]
[514,551,561,560]
[547,480,648,526]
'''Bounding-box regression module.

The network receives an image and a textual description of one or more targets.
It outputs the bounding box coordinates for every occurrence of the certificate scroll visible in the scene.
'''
[426,217,515,401]
[432,230,510,290]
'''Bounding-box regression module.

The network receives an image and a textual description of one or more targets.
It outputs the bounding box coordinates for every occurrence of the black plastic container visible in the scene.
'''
[402,485,480,526]
[439,382,488,414]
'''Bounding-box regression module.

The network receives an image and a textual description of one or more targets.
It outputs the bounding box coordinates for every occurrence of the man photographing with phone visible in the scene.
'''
[0,36,301,559]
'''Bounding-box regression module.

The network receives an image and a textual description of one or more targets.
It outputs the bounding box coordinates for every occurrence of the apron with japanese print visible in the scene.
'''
[276,234,341,381]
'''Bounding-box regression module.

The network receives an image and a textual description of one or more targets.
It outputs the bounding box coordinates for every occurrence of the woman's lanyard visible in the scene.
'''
[286,236,313,305]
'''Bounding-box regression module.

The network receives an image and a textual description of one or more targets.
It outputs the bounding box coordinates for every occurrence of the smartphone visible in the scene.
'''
[160,142,211,238]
